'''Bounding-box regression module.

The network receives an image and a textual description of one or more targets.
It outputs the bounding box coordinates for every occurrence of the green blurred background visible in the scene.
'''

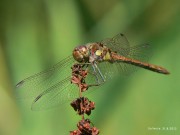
[0,0,179,135]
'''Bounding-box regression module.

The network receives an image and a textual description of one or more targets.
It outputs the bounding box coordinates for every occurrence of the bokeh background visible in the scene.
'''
[0,0,179,135]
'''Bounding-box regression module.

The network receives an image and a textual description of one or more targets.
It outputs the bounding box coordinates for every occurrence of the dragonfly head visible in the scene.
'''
[73,45,89,63]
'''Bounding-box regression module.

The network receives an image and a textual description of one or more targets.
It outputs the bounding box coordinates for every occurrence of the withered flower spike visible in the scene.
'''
[74,119,99,135]
[71,64,89,93]
[70,64,99,135]
[70,97,95,116]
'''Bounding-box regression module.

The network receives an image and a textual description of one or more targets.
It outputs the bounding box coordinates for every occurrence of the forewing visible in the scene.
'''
[15,55,75,99]
[101,33,130,57]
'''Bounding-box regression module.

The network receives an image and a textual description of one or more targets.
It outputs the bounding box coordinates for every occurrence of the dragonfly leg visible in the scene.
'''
[91,64,101,85]
[74,62,105,88]
[94,62,106,82]
[85,62,106,88]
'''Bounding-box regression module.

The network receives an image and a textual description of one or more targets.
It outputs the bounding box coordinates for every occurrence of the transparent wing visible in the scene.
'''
[31,76,79,111]
[100,33,152,75]
[15,55,101,111]
[15,55,75,99]
[115,44,152,75]
[88,61,118,83]
[101,33,130,57]
[31,65,101,110]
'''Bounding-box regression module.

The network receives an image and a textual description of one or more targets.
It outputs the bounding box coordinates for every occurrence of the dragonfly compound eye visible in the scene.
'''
[73,46,89,63]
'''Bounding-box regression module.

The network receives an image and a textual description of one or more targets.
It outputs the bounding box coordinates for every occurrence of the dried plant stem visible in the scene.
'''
[70,64,99,135]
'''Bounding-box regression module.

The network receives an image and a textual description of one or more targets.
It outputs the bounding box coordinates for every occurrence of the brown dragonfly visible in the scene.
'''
[16,33,169,110]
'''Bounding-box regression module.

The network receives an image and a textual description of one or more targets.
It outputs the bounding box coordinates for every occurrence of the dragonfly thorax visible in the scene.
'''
[73,43,112,63]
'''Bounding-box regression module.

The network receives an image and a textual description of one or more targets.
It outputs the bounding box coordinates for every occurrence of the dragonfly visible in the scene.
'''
[16,33,169,111]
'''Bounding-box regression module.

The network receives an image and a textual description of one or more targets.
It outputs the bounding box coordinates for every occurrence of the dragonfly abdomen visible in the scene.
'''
[111,52,169,74]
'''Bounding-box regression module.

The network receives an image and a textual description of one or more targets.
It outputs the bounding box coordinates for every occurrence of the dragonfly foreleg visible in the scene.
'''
[74,62,105,88]
[94,62,106,82]
[91,63,106,85]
